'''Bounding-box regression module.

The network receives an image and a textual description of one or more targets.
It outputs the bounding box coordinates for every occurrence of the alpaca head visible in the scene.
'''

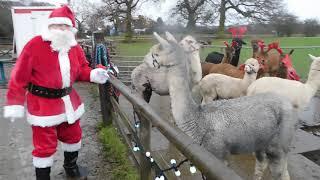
[232,37,246,51]
[143,44,165,68]
[251,39,264,56]
[143,32,178,68]
[308,54,320,78]
[244,58,260,74]
[179,35,201,53]
[223,41,236,60]
[152,32,188,68]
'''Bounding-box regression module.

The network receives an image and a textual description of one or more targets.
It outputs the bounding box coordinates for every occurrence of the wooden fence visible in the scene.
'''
[90,32,242,179]
[104,76,242,180]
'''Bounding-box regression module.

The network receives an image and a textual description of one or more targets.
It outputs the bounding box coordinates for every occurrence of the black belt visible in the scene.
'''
[28,83,72,98]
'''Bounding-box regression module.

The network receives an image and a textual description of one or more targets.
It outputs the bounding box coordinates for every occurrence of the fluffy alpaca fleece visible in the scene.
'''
[156,36,297,180]
[200,58,260,104]
[247,54,320,110]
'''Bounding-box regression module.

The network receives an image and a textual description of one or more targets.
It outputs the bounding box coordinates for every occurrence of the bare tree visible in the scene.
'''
[304,19,320,37]
[101,0,145,42]
[172,0,215,31]
[70,0,94,36]
[211,0,284,36]
[271,11,298,37]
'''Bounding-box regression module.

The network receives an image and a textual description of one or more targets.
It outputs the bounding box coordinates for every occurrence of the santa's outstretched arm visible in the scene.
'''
[76,45,110,84]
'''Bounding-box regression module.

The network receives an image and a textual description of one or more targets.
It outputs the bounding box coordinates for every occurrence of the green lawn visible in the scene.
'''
[114,36,320,80]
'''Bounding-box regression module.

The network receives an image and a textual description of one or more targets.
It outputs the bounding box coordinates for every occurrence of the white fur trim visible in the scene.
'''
[48,17,73,27]
[26,104,85,127]
[4,105,25,118]
[58,52,70,88]
[62,95,77,124]
[61,140,81,152]
[33,155,54,168]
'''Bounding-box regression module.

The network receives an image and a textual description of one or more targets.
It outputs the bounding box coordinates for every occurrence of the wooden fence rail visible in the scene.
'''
[106,76,242,180]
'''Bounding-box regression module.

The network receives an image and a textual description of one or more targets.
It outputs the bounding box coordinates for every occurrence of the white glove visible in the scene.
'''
[4,105,25,123]
[90,68,110,84]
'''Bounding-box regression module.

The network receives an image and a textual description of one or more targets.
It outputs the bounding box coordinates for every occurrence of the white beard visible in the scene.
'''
[43,29,77,53]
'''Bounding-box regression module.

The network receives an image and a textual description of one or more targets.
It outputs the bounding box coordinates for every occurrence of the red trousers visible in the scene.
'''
[32,120,82,168]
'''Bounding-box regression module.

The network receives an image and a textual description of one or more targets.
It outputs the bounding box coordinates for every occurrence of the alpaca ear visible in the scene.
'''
[165,31,178,43]
[153,32,170,47]
[308,54,317,61]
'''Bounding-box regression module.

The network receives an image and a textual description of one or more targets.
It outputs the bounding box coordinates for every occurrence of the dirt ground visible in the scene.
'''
[0,81,112,180]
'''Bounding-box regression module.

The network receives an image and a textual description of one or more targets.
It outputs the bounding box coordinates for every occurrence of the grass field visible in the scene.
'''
[115,36,320,80]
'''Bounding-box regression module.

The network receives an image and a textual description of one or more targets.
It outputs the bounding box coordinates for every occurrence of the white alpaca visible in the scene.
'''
[247,54,320,110]
[200,58,260,104]
[178,35,202,84]
[131,32,202,102]
[143,33,202,85]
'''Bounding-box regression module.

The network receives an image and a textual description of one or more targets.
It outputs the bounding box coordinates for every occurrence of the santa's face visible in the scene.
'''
[49,24,71,31]
[46,24,76,53]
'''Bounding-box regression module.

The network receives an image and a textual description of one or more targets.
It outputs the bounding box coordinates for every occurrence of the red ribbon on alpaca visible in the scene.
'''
[257,40,265,53]
[228,26,247,38]
[267,42,283,54]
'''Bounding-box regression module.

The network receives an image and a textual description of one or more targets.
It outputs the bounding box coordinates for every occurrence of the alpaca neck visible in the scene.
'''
[306,69,320,93]
[241,72,257,89]
[190,51,202,84]
[221,53,232,64]
[167,64,198,128]
[231,48,241,66]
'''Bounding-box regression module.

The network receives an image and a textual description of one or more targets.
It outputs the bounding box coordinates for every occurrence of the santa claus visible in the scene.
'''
[4,5,109,180]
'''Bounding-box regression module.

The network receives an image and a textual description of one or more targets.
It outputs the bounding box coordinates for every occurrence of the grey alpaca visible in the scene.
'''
[154,34,298,180]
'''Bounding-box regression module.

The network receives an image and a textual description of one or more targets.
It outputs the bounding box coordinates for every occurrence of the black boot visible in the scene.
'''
[63,151,88,179]
[35,167,51,180]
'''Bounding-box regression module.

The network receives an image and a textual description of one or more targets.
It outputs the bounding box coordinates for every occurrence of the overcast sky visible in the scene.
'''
[35,0,320,22]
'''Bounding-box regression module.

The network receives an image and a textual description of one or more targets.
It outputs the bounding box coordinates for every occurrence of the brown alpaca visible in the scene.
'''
[221,41,236,64]
[252,40,287,78]
[202,63,245,78]
[202,40,300,80]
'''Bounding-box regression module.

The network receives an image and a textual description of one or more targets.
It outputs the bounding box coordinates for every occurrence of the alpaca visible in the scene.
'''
[205,38,245,65]
[131,32,201,102]
[230,38,246,66]
[251,40,300,80]
[154,34,298,180]
[247,54,320,110]
[201,62,247,78]
[200,58,260,104]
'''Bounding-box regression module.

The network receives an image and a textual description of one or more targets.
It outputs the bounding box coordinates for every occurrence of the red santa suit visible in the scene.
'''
[4,6,108,169]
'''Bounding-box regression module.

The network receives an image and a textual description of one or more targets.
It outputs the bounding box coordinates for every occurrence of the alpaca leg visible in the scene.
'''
[253,151,269,180]
[282,158,290,180]
[201,96,212,105]
[201,91,218,105]
[267,153,289,180]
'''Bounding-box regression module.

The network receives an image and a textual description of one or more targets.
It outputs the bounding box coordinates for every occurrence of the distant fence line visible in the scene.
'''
[201,45,320,49]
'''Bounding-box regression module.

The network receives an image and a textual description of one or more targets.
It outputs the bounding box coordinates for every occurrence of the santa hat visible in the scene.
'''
[47,5,77,32]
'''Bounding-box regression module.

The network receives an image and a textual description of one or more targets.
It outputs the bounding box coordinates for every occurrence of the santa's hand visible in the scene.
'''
[90,68,110,84]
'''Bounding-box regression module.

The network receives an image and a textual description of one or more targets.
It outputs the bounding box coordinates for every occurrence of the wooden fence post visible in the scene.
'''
[93,32,113,125]
[136,110,152,180]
